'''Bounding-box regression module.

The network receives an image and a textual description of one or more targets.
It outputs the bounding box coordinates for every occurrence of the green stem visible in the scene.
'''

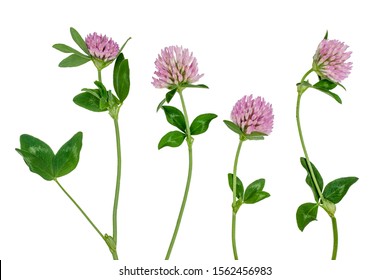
[112,116,122,251]
[98,69,102,83]
[232,140,244,205]
[297,69,339,260]
[331,216,338,260]
[97,68,120,260]
[301,68,314,83]
[296,69,325,202]
[232,213,238,260]
[231,139,244,260]
[55,179,118,259]
[165,89,193,260]
[54,179,104,240]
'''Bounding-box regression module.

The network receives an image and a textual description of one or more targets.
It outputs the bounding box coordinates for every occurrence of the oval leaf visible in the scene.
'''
[244,179,269,204]
[323,177,359,204]
[296,202,319,231]
[300,157,323,202]
[59,54,90,67]
[70,27,89,55]
[313,79,337,90]
[245,191,270,204]
[113,54,130,102]
[162,106,186,132]
[54,132,83,178]
[227,173,244,199]
[73,93,107,112]
[158,131,186,149]
[16,135,55,181]
[223,120,243,136]
[113,53,124,95]
[190,113,217,135]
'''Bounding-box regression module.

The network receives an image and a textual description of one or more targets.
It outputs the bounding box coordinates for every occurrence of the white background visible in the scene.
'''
[1,0,389,279]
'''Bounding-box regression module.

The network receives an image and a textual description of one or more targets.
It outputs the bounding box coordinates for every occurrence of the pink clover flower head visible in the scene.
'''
[231,95,274,135]
[85,32,119,62]
[152,46,204,89]
[312,39,352,83]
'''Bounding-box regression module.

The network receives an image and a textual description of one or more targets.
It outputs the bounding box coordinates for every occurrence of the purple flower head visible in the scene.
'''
[312,39,352,83]
[231,95,274,135]
[152,46,204,89]
[85,32,119,62]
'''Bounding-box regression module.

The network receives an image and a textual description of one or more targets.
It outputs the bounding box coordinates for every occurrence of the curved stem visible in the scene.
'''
[54,179,104,240]
[331,216,338,260]
[231,139,244,260]
[300,68,314,83]
[296,72,325,202]
[112,117,122,249]
[297,69,339,259]
[165,89,193,260]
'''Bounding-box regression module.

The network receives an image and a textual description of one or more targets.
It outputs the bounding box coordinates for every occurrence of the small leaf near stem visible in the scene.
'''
[224,120,243,136]
[323,177,359,204]
[296,202,319,231]
[244,179,270,204]
[162,106,186,132]
[300,157,323,202]
[227,173,244,200]
[113,54,130,102]
[190,113,217,135]
[73,92,107,112]
[158,131,186,149]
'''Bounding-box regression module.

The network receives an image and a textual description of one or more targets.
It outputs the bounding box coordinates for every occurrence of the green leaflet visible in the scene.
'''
[323,177,359,204]
[190,114,217,135]
[227,173,244,199]
[244,179,270,204]
[162,106,186,132]
[16,132,83,180]
[158,131,186,149]
[296,202,319,231]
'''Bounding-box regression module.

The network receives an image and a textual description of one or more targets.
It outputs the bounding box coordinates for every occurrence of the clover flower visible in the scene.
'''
[231,95,274,135]
[85,32,119,62]
[312,39,352,83]
[152,46,204,89]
